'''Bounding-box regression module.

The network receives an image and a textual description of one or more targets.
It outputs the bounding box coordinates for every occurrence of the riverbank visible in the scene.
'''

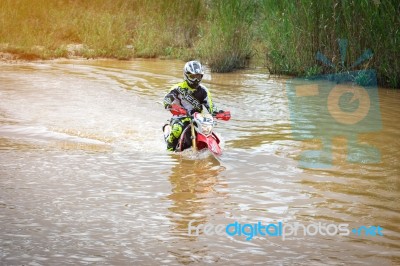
[1,0,398,88]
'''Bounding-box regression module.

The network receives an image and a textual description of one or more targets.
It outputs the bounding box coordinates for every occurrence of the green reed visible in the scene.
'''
[258,0,400,87]
[196,0,255,72]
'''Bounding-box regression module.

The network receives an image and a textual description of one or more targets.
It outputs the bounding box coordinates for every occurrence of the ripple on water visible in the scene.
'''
[0,60,399,265]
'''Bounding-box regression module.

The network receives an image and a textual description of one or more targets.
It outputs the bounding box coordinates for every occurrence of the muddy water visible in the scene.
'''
[0,59,399,265]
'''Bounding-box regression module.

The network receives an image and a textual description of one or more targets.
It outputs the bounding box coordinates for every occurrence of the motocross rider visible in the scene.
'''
[163,60,224,151]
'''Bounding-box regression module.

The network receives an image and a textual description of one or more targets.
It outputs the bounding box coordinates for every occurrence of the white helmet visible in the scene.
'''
[183,61,204,88]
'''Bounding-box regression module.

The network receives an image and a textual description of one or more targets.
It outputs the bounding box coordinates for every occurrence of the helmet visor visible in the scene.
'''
[188,73,203,81]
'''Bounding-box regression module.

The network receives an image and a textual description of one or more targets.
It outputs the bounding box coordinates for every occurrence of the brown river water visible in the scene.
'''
[0,59,399,265]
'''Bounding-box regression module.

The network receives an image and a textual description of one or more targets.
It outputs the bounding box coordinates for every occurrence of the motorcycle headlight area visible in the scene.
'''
[201,123,213,135]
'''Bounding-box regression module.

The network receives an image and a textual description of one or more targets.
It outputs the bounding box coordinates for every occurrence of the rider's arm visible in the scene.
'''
[163,87,179,109]
[201,85,226,116]
[200,85,217,114]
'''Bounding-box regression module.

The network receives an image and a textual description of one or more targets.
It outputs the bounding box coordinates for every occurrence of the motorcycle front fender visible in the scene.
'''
[196,133,222,156]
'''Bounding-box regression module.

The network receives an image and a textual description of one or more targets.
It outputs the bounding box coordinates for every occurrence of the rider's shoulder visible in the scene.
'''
[198,84,210,93]
[169,81,187,91]
[198,84,208,90]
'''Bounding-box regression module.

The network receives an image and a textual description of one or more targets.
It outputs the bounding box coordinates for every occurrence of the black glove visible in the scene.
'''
[212,110,224,116]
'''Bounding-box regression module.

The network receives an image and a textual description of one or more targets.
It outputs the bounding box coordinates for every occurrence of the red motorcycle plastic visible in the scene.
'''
[163,104,231,156]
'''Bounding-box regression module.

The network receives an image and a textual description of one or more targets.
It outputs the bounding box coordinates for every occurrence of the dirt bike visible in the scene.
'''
[163,104,231,156]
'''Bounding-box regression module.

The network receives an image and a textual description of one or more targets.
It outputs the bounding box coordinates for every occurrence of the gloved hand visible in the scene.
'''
[212,110,225,116]
[213,110,231,121]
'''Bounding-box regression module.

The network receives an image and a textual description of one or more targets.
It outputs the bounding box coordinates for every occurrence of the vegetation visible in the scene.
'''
[0,0,398,88]
[196,0,255,72]
[258,0,400,88]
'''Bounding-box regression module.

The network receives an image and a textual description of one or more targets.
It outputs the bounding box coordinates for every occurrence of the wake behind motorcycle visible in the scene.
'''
[163,104,231,156]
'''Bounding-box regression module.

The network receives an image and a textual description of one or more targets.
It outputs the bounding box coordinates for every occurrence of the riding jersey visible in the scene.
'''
[163,81,216,115]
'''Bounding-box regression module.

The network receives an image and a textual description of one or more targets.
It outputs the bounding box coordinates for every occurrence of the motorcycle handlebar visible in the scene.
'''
[168,105,231,121]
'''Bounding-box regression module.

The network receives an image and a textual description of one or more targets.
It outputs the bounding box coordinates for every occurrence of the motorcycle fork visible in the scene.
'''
[190,120,197,151]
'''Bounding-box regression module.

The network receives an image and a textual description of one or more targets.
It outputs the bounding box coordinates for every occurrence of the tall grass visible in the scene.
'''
[0,0,398,87]
[130,0,204,58]
[0,0,136,59]
[259,0,400,87]
[196,0,255,72]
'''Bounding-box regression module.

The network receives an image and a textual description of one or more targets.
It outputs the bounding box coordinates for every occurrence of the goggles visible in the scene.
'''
[188,73,203,80]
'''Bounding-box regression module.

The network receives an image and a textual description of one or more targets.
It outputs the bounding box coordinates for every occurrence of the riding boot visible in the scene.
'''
[166,123,183,151]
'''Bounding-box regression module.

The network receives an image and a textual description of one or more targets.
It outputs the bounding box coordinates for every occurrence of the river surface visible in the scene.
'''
[0,59,399,265]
